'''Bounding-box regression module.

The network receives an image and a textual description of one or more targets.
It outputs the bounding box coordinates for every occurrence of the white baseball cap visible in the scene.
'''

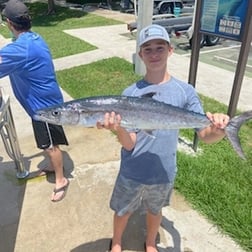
[139,24,170,47]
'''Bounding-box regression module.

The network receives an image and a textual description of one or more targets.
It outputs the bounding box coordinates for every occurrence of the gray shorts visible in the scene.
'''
[110,175,173,216]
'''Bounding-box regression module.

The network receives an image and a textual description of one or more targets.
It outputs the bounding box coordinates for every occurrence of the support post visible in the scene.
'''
[227,1,252,117]
[134,0,154,75]
[188,0,202,152]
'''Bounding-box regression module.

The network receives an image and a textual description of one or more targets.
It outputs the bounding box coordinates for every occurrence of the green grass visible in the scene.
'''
[0,2,121,58]
[57,57,141,97]
[178,98,252,252]
[1,2,251,251]
[176,148,252,249]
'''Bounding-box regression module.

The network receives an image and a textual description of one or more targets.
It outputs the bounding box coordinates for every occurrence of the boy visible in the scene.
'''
[98,24,229,252]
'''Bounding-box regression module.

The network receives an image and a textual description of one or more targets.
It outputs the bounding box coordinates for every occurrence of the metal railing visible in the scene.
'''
[0,87,29,179]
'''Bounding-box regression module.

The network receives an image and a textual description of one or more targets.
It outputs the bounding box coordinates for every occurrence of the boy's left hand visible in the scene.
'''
[206,112,230,129]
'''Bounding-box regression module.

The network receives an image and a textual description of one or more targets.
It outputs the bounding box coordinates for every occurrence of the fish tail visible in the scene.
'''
[225,110,252,160]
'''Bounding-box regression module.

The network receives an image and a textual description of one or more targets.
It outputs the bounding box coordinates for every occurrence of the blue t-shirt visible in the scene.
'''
[0,31,63,117]
[120,77,204,185]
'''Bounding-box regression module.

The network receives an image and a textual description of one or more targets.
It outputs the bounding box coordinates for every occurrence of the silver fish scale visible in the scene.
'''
[75,96,210,130]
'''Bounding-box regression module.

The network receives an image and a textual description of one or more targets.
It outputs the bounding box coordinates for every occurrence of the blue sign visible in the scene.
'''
[200,0,249,41]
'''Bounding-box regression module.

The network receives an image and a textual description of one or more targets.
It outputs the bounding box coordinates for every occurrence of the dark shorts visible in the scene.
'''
[32,120,68,149]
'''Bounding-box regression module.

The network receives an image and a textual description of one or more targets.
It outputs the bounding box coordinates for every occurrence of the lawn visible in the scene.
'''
[0,2,251,251]
[0,2,121,58]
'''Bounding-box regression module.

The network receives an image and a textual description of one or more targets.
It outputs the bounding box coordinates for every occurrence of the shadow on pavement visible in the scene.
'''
[71,210,182,252]
[0,149,74,252]
[27,150,74,181]
[0,158,27,252]
[160,216,182,252]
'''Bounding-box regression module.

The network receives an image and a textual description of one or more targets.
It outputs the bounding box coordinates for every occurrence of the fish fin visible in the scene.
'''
[142,130,156,138]
[141,92,157,98]
[225,110,252,160]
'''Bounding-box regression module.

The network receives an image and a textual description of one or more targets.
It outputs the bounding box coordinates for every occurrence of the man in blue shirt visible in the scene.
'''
[0,0,69,202]
[98,24,230,252]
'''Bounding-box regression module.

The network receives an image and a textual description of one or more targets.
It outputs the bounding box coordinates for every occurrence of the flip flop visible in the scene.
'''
[144,243,159,252]
[51,179,70,202]
[109,239,112,251]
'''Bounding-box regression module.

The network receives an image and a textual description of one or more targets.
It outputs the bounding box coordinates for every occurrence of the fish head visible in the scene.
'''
[34,104,80,125]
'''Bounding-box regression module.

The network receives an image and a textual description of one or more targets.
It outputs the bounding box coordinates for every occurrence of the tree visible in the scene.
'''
[47,0,56,15]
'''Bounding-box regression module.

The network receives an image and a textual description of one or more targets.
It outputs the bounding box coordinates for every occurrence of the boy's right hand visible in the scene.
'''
[96,112,122,132]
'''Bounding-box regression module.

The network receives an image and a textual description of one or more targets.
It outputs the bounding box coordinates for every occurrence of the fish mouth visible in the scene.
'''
[33,112,43,121]
[33,112,58,125]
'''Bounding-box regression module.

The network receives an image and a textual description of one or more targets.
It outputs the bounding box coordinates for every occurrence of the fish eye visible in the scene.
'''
[52,111,60,117]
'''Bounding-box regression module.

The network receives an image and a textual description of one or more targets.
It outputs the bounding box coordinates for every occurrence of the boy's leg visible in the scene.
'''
[32,120,69,201]
[45,146,68,201]
[144,183,173,251]
[111,212,131,252]
[145,211,162,252]
[110,176,144,251]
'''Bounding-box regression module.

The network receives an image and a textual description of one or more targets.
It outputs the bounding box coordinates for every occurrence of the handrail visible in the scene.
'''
[0,87,29,179]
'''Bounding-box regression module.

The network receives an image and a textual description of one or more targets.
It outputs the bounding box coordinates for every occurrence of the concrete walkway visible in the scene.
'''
[0,7,250,252]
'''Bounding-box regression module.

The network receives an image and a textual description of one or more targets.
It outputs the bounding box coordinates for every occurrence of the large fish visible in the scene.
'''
[34,95,252,159]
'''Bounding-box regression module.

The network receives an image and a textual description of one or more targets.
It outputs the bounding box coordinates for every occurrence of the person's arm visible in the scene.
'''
[197,112,230,143]
[96,112,136,151]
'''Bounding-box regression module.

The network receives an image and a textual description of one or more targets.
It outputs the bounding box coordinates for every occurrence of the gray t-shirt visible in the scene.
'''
[119,77,204,185]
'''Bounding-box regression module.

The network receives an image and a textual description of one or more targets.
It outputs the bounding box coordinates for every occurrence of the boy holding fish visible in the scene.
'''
[97,24,230,252]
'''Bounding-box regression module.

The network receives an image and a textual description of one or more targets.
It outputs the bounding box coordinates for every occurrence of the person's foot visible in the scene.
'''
[51,178,70,202]
[109,240,122,252]
[39,167,54,175]
[28,167,54,178]
[144,242,158,252]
